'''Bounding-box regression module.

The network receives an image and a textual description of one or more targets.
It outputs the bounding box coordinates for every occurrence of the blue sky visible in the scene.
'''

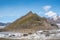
[0,0,60,23]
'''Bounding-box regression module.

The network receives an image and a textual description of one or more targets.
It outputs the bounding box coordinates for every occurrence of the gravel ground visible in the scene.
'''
[0,38,60,40]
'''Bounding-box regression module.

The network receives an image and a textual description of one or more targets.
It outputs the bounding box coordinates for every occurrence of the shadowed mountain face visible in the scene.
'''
[3,11,58,33]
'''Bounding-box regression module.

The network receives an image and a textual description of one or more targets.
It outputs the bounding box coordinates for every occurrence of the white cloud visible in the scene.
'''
[45,11,57,20]
[43,5,51,11]
[45,11,57,17]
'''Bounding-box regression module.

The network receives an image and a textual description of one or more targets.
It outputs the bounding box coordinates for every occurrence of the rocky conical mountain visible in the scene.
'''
[3,11,58,33]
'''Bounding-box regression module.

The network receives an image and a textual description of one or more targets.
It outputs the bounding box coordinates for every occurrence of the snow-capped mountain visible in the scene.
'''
[47,16,60,29]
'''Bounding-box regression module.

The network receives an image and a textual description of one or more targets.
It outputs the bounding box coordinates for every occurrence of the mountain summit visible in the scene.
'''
[3,11,58,33]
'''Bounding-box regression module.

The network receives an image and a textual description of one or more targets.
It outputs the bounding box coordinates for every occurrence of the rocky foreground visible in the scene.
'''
[0,29,60,40]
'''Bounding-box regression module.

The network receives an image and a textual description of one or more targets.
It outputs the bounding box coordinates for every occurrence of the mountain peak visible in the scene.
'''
[28,11,33,14]
[26,11,34,15]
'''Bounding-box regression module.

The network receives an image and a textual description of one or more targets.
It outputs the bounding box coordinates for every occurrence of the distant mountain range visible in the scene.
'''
[0,22,10,29]
[0,22,7,26]
[47,16,60,24]
[2,11,58,33]
[47,16,60,29]
[55,16,60,23]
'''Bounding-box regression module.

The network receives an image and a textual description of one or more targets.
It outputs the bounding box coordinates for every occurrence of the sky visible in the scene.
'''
[0,0,60,23]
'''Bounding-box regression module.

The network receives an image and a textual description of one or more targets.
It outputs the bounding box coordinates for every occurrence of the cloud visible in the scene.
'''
[43,5,51,11]
[45,11,57,20]
[45,11,57,17]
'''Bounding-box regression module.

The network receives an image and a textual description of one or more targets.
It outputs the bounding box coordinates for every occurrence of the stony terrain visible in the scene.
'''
[0,29,60,40]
